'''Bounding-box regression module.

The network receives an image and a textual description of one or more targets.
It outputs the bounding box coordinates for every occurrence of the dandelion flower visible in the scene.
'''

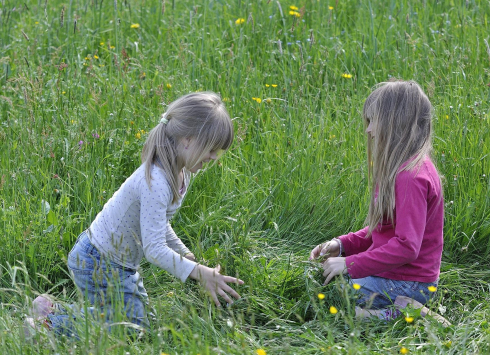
[341,73,353,79]
[329,6,334,10]
[256,350,266,355]
[266,98,271,103]
[445,115,449,119]
[94,55,99,59]
[271,84,278,88]
[130,23,140,29]
[62,91,66,95]
[317,293,325,300]
[400,347,409,354]
[352,283,361,290]
[100,42,104,45]
[405,316,414,323]
[110,45,115,49]
[135,132,141,139]
[166,83,172,89]
[428,286,437,292]
[265,84,270,87]
[444,341,452,348]
[35,21,39,24]
[329,306,338,314]
[289,11,300,17]
[252,97,262,103]
[235,18,245,25]
[290,5,299,10]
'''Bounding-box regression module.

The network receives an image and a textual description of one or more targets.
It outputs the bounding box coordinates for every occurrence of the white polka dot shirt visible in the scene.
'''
[88,163,196,282]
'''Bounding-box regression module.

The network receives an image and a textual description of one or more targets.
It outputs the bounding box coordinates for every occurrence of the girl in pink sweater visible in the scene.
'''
[310,80,447,322]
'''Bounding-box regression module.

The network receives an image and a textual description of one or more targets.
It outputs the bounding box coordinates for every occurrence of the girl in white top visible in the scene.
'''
[27,92,244,336]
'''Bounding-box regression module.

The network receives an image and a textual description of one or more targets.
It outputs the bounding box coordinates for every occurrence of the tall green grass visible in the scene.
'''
[0,0,489,353]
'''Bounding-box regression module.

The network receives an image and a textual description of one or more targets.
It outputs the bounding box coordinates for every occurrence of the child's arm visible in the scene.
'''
[343,170,430,279]
[165,222,195,260]
[309,227,371,261]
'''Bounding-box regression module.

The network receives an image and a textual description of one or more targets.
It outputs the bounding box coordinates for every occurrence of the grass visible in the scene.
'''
[0,0,490,353]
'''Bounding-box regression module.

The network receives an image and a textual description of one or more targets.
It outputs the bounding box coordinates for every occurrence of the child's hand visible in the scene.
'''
[189,264,244,307]
[184,252,196,261]
[322,257,347,284]
[309,240,340,260]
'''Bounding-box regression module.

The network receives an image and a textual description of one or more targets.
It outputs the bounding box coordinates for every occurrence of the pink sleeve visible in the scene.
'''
[344,170,429,279]
[338,227,371,255]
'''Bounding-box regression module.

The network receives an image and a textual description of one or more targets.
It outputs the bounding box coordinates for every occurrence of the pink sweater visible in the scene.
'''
[339,157,443,283]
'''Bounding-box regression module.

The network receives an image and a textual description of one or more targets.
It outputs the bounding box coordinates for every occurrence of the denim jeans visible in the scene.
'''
[349,276,438,309]
[48,231,149,337]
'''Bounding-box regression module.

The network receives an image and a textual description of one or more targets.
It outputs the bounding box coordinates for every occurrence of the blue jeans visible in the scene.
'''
[48,231,149,336]
[349,276,438,309]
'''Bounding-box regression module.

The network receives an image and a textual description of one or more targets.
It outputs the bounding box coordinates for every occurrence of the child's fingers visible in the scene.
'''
[221,284,241,300]
[210,292,221,307]
[222,275,244,285]
[309,244,322,260]
[218,290,233,304]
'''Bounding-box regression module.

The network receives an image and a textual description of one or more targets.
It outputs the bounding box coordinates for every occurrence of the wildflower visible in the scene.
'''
[445,115,449,119]
[222,97,231,102]
[92,132,100,139]
[329,6,334,10]
[341,73,353,79]
[84,57,89,60]
[110,45,115,49]
[428,286,437,292]
[400,347,409,354]
[62,91,66,95]
[444,341,452,348]
[35,21,39,24]
[130,121,135,125]
[130,23,140,29]
[266,98,272,103]
[265,84,270,87]
[135,132,141,139]
[317,293,325,300]
[290,5,299,10]
[329,306,338,314]
[405,316,414,323]
[100,42,104,45]
[256,350,266,355]
[166,83,172,89]
[271,84,277,88]
[94,55,99,59]
[78,140,83,146]
[289,10,300,17]
[252,97,262,103]
[352,283,361,290]
[235,18,245,25]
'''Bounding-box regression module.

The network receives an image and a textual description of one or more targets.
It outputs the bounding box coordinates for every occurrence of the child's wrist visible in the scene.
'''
[333,238,344,257]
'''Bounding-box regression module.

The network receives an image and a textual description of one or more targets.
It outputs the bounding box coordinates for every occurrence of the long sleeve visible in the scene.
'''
[345,169,430,279]
[338,226,371,256]
[139,175,196,282]
[165,222,192,256]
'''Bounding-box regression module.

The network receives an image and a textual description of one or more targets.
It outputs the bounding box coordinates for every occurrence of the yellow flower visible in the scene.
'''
[35,21,39,24]
[341,73,353,79]
[266,98,272,103]
[265,84,270,87]
[352,283,361,290]
[135,132,141,139]
[252,97,262,103]
[329,306,338,314]
[84,57,89,60]
[400,347,409,354]
[94,55,99,59]
[329,6,334,10]
[235,18,245,25]
[130,121,135,125]
[62,91,66,95]
[100,42,104,45]
[428,286,437,292]
[110,45,115,49]
[444,340,452,348]
[223,97,231,102]
[140,129,146,134]
[166,83,172,89]
[256,350,266,355]
[290,5,299,10]
[130,23,140,29]
[445,115,449,119]
[289,11,300,17]
[317,293,325,300]
[405,316,414,323]
[271,84,278,88]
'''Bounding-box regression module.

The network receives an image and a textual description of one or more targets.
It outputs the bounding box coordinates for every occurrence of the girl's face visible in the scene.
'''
[366,120,375,138]
[180,138,219,173]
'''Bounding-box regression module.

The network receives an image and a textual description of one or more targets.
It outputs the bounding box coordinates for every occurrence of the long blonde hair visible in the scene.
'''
[363,80,437,236]
[142,92,233,202]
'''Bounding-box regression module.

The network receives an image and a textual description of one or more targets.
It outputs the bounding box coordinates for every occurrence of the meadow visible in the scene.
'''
[0,0,489,353]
